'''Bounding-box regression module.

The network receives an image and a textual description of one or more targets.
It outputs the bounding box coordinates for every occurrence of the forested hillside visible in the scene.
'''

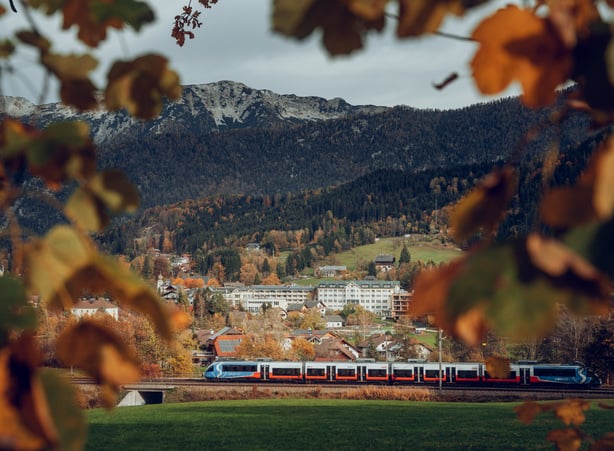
[99,123,607,257]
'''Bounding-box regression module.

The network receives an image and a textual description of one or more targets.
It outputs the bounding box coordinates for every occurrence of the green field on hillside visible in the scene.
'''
[334,236,462,270]
[86,399,612,450]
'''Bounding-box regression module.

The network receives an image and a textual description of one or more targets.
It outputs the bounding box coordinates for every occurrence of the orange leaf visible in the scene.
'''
[454,305,489,347]
[547,428,583,451]
[410,258,465,334]
[485,356,510,380]
[471,5,572,107]
[451,167,517,242]
[514,401,544,425]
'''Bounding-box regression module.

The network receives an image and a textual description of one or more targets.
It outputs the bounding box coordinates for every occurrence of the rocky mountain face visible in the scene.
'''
[0,81,593,210]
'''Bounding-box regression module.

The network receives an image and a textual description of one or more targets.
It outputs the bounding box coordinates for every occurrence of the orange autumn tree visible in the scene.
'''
[0,0,188,448]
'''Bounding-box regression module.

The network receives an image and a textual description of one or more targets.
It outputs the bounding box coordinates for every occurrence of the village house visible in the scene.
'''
[323,315,344,329]
[71,298,119,320]
[316,265,347,278]
[374,254,395,271]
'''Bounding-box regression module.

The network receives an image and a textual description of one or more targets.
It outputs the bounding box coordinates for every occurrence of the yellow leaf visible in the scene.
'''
[471,5,572,107]
[552,399,589,426]
[65,187,105,232]
[42,53,98,80]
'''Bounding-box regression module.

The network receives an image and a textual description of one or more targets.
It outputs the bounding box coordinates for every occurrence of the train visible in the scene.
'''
[203,359,602,388]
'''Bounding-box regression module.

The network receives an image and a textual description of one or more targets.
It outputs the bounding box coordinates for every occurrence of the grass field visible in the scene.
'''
[86,399,612,450]
[334,236,462,270]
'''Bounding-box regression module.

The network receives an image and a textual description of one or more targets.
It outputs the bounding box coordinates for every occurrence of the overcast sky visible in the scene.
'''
[1,0,520,110]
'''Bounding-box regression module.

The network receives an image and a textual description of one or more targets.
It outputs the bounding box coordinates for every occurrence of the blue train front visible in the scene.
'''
[204,361,262,381]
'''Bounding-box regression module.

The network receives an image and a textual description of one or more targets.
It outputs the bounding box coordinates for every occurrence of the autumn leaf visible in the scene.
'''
[515,401,544,425]
[0,277,37,346]
[42,53,99,110]
[541,135,614,227]
[65,169,139,232]
[547,428,583,451]
[525,233,611,316]
[15,30,51,53]
[272,0,385,56]
[552,399,590,426]
[56,319,140,407]
[30,0,155,47]
[105,54,181,119]
[25,225,172,339]
[471,5,572,108]
[485,356,510,379]
[450,166,517,242]
[0,349,46,450]
[397,0,484,37]
[0,39,15,58]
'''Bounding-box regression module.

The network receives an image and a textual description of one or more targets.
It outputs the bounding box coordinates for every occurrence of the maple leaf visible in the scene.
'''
[105,54,181,119]
[514,401,544,425]
[471,5,572,107]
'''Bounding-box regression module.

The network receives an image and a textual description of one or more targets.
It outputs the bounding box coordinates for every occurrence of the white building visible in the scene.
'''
[71,298,119,320]
[216,285,315,313]
[316,280,401,316]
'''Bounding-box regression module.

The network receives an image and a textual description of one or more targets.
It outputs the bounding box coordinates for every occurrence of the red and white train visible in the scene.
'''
[204,359,602,388]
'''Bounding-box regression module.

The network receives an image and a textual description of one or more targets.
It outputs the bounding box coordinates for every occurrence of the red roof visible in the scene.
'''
[213,335,244,357]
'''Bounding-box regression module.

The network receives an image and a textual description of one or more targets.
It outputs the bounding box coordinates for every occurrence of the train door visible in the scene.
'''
[446,367,454,383]
[414,366,423,383]
[260,364,269,381]
[520,367,530,385]
[327,365,336,382]
[358,365,367,382]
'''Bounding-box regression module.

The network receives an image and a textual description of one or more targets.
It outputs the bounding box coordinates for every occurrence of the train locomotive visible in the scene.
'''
[203,359,602,388]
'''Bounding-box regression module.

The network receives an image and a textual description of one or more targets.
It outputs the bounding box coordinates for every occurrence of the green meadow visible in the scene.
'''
[86,399,612,450]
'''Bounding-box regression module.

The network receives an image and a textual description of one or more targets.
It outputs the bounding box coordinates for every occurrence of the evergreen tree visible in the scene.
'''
[399,244,411,264]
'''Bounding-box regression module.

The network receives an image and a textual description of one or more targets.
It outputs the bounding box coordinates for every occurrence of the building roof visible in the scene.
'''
[374,254,395,264]
[324,315,344,323]
[214,335,244,357]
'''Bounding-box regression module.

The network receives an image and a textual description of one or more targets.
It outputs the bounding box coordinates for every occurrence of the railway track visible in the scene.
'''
[69,375,614,399]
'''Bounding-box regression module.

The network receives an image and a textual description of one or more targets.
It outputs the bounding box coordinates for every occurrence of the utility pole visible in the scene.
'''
[438,328,443,394]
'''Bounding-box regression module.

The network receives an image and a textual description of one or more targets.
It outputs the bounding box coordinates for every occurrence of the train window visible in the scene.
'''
[337,368,356,377]
[393,369,413,378]
[485,371,516,379]
[457,370,478,378]
[223,364,257,372]
[307,368,326,376]
[425,370,443,378]
[368,369,387,377]
[534,368,576,378]
[272,367,301,376]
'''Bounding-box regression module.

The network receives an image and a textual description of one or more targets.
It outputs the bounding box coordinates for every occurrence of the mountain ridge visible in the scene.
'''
[0,81,593,211]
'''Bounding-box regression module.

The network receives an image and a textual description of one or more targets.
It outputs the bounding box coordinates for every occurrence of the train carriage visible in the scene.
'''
[204,359,601,389]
